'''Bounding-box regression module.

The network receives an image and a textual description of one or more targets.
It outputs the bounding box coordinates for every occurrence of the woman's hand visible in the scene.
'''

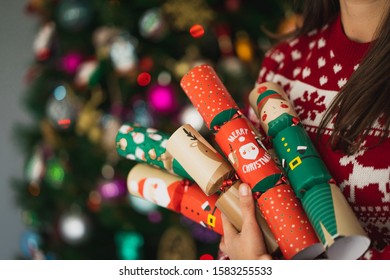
[219,183,272,260]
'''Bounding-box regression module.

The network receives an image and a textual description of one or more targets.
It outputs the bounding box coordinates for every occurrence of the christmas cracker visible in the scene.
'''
[116,123,191,179]
[249,81,370,259]
[128,163,223,234]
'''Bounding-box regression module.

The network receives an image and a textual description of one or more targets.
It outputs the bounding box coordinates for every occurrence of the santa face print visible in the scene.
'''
[215,117,282,192]
[129,178,171,208]
[142,178,171,207]
[239,142,259,160]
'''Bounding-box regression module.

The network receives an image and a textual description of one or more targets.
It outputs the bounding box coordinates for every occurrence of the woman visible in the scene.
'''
[220,0,390,260]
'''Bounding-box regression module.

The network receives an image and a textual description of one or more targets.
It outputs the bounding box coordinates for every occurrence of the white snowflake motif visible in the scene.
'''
[317,57,326,68]
[319,75,328,86]
[271,51,285,63]
[309,40,316,50]
[318,37,326,48]
[302,67,311,79]
[293,67,301,78]
[333,64,342,74]
[291,49,302,61]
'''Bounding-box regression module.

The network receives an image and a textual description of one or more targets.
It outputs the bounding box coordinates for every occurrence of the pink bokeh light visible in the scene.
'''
[147,84,177,114]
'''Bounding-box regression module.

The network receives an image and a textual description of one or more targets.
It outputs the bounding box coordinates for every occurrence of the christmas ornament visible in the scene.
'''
[139,56,154,72]
[44,157,66,189]
[58,208,91,245]
[33,22,55,61]
[21,210,41,228]
[100,114,122,154]
[74,59,98,87]
[157,71,171,86]
[76,88,103,143]
[157,227,196,260]
[46,84,78,130]
[25,145,45,185]
[225,0,241,12]
[20,229,43,259]
[98,178,127,200]
[131,100,153,128]
[179,105,205,132]
[148,211,162,224]
[93,26,121,58]
[87,191,102,212]
[199,253,214,260]
[56,0,93,32]
[61,51,83,74]
[189,24,205,38]
[101,163,115,180]
[146,84,177,114]
[214,24,234,56]
[139,8,167,41]
[109,32,138,75]
[116,231,144,260]
[217,56,246,80]
[235,31,253,62]
[137,72,152,87]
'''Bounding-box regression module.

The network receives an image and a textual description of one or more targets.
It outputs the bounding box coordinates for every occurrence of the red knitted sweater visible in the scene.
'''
[252,15,390,259]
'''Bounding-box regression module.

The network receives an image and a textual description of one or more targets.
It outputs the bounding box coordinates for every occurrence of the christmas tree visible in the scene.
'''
[14,0,293,260]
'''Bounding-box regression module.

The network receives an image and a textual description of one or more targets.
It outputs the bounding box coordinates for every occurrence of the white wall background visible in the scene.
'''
[0,0,35,259]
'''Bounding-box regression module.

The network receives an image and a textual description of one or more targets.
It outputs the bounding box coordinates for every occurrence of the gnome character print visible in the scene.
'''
[249,82,298,137]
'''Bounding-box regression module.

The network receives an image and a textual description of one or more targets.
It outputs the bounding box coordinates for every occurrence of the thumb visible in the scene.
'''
[238,183,258,231]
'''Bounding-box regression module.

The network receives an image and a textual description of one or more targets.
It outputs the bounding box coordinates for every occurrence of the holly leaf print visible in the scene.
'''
[294,90,326,121]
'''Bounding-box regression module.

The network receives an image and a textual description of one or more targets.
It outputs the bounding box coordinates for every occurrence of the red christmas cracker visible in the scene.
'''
[180,64,240,131]
[181,183,223,234]
[257,183,323,259]
[215,117,281,192]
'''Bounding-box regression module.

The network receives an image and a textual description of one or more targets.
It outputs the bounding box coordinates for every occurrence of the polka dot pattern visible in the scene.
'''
[180,64,239,129]
[258,183,322,259]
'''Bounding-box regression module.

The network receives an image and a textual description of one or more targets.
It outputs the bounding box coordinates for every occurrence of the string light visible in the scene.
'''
[190,24,205,38]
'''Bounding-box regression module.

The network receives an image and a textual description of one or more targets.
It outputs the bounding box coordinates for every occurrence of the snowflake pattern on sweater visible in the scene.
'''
[254,15,390,259]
